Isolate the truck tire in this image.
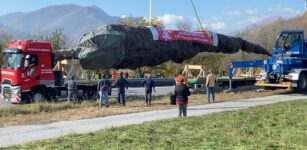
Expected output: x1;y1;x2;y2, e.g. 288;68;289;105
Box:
31;91;45;103
297;73;307;92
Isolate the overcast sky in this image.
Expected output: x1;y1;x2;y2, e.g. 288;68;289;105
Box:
0;0;306;33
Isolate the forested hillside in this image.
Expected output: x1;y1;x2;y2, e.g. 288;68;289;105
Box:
238;11;307;52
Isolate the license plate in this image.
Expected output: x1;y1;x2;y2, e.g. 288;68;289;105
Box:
4;92;11;98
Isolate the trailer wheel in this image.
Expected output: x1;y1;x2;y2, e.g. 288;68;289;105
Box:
31;91;45;103
297;74;307;92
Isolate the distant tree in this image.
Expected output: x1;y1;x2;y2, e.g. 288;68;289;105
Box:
117;16;164;28
45;28;67;51
117;16;147;27
31;28;69;51
176;20;192;31
0;33;13;66
31;28;49;41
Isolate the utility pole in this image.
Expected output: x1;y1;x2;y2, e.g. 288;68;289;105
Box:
149;0;152;26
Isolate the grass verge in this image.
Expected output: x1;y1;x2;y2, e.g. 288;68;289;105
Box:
0;89;289;127
7;99;307;150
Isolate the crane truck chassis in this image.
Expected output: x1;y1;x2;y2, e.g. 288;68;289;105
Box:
228;30;307;91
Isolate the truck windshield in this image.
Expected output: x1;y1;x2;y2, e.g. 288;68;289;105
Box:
276;33;302;50
3;53;23;69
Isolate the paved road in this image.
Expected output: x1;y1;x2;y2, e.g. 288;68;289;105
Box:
115;86;174;96
0;94;306;147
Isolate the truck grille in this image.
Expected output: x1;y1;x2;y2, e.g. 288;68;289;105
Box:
3;87;11;98
3;79;11;85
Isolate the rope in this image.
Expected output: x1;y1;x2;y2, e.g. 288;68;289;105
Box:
190;0;212;37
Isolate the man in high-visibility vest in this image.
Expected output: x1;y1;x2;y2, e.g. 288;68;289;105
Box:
94;70;101;80
111;70;117;80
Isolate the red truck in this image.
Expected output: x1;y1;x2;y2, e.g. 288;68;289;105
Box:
1;40;98;103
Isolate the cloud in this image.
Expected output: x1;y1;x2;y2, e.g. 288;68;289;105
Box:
120;15;127;18
268;4;301;15
157;14;185;24
246;8;258;15
202;22;226;31
226;10;241;16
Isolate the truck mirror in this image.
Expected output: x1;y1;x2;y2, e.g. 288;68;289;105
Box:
24;59;29;68
24;54;31;68
25;54;31;59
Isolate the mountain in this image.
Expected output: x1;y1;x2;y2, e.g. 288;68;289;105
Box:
248;16;282;28
0;23;30;38
0;4;116;41
229;16;282;35
235;11;307;53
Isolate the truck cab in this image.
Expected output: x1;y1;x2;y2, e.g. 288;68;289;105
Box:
1;40;54;103
275;30;305;55
257;30;307;89
229;30;307;91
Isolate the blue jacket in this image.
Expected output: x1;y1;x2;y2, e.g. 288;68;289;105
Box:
143;78;155;91
115;77;129;92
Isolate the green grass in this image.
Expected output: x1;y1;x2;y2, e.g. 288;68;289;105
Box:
0;102;84;117
6;99;307;150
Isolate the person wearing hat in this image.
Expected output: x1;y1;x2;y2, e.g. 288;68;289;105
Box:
65;76;78;104
174;77;191;117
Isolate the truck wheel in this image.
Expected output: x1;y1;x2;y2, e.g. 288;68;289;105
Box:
297;74;307;92
31;91;45;103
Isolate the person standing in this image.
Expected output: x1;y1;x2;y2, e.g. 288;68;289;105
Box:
111;70;117;80
97;74;111;108
124;72;129;79
175;71;189;86
174;78;191;117
115;72;129;106
66;76;78;104
206;69;217;103
94;70;101;80
143;75;155;106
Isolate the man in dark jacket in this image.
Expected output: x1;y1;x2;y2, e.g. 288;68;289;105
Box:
115;72;129;106
66;76;78;104
143;75;155;106
174;78;191;117
97;74;111;108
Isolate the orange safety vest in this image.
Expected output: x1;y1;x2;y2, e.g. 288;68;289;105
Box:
111;71;117;79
